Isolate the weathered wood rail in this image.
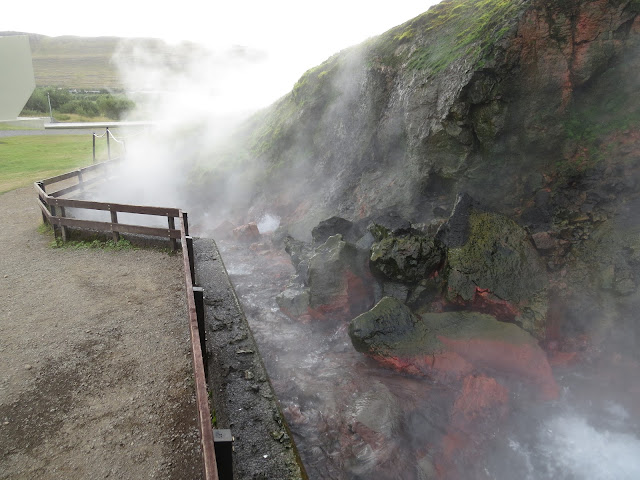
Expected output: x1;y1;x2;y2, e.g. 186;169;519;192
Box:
35;161;182;250
34;163;220;480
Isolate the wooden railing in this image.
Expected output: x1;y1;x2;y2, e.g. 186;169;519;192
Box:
35;161;181;250
34;164;220;480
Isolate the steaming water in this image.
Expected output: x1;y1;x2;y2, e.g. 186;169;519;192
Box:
539;414;640;479
256;214;280;233
486;405;640;480
217;242;640;479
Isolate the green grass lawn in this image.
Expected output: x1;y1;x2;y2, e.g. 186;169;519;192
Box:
0;134;113;193
0;123;39;131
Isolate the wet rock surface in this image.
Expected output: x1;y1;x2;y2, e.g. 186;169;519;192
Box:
369;231;445;284
280;233;376;322
193;238;306;480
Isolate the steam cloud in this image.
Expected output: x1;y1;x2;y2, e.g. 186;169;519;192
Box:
91;38;311;229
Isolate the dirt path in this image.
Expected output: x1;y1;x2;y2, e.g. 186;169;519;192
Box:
0;186;203;479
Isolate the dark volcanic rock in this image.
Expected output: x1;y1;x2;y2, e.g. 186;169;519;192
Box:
367;212;413;242
311;216;364;245
307;235;376;320
369;232;445;284
435;192;478;248
348;296;417;355
284;235;312;282
276;286;310;320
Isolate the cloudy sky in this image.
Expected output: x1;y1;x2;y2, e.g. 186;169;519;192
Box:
6;1;442;111
6;1;440;67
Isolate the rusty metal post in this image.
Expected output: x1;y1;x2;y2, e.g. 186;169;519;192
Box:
106;128;111;161
110;209;120;242
168;216;177;251
186;236;195;285
213;429;233;480
193;286;207;379
182;211;190;236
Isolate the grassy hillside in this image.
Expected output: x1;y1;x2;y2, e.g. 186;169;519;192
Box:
0;32;122;89
1;32;190;90
28;34;122;89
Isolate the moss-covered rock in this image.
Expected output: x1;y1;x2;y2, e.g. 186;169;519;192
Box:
370;233;445;284
306;234;375;319
439;197;549;338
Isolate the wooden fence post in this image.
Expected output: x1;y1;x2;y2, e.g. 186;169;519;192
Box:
36;182;48;225
110;209;120;242
50;204;59;238
59;206;68;242
168;216;177;251
213;429;234;480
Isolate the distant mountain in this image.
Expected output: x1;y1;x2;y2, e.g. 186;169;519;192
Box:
0;32;123;89
0;32;200;90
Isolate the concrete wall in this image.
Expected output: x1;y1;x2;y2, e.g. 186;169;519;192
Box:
0;35;36;121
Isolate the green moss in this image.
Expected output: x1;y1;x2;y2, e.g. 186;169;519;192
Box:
446;211;547;303
50;237;136;251
368;0;525;74
555;61;640;179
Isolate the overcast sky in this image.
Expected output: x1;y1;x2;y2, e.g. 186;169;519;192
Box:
6;1;440;66
6;1;442;109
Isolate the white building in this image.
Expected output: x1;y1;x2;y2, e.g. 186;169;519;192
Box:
0;35;36;121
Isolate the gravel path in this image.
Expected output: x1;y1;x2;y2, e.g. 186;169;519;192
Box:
0;186;203;479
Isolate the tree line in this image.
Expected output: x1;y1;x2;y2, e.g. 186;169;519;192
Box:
21;87;135;121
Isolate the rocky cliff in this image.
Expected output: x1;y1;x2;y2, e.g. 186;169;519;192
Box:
203;0;640;349
203;3;640;476
214;0;637;234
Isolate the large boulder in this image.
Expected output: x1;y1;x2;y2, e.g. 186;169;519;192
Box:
275;286;310;320
349;297;558;399
370;232;445;284
367;212;413;242
438;193;549;338
312;216;365;246
306;234;376;320
232;222;261;243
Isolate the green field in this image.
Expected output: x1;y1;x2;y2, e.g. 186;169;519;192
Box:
0;134;114;193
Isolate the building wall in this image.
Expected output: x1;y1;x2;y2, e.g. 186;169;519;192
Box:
0;35;36;121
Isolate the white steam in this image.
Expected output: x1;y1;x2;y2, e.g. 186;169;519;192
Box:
539;414;640;480
257;214;280;233
501;410;640;480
